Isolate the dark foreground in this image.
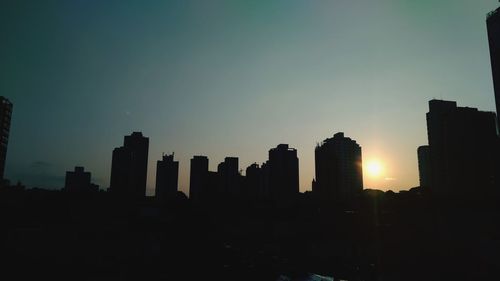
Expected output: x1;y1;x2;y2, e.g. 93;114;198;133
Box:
1;187;500;281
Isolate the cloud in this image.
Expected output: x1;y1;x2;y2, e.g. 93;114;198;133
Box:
12;172;64;189
29;161;52;169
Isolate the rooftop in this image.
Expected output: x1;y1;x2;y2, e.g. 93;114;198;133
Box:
317;132;358;147
487;7;500;19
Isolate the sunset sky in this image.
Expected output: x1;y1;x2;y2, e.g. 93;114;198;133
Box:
1;0;498;195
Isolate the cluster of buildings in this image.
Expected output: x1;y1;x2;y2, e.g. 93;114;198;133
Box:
416;8;500;196
102;133;362;205
2;7;500;203
56;6;500;202
188;143;301;204
0;98;364;203
417;100;499;195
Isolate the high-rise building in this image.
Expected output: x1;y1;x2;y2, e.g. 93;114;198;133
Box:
0;97;13;181
314;132;363;202
189;155;209;201
110;147;129;193
245;163;263;200
426;100;498;194
217;157;240;196
64;166;98;192
417;145;431;188
487;7;500;127
261;161;270;199
109;132;149;198
155;153;179;201
268;144;299;201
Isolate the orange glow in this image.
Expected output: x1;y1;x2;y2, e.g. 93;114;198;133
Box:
366;160;383;178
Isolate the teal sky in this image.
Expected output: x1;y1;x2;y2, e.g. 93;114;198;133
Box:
1;0;498;195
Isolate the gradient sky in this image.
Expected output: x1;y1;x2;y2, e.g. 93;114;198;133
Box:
1;0;498;195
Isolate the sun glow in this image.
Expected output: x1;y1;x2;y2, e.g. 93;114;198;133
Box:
366;160;383;178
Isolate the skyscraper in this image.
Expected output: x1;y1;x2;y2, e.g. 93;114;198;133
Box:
155;153;179;201
109;132;149;198
0;97;13;181
245;163;264;200
487;7;500;127
426;100;498;195
314;132;363;202
417;145;430;188
217;157;240;196
189;155;209;201
268;144;299;201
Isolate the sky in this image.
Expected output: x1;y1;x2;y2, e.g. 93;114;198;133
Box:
1;0;498;195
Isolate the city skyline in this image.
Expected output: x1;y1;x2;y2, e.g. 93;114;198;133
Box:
2;1;499;195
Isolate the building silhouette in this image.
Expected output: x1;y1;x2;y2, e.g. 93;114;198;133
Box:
207;171;220;199
109;132;149;198
268;144;299;201
189;155;209;201
260;161;270;199
487;7;500;127
314;132;363;202
245;163;264;200
217;157;240;196
155;153;179;201
417;145;431;188
64;166;98;192
426;100;498;195
0;96;13;181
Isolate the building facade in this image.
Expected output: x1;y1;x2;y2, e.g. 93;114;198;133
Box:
417;145;431;188
314;132;363;202
268;144;299;201
487;7;500;127
109;132;149;197
155;153;179;201
245;163;264;200
64;166;98;192
189;155;209;201
0;96;13;181
426;100;498;195
217;157;240;196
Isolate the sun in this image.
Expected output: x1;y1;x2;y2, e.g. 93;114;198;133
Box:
366;160;383;178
